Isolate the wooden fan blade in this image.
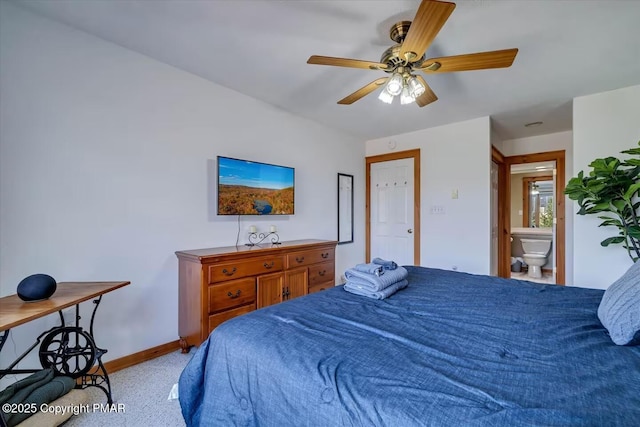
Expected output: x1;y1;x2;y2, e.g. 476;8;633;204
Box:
414;76;438;107
338;78;388;105
419;48;519;73
307;55;387;70
400;0;456;62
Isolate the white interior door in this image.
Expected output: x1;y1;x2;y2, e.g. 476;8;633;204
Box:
370;158;414;265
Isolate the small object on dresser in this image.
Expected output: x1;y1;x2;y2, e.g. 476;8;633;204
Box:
16;274;57;302
246;230;281;246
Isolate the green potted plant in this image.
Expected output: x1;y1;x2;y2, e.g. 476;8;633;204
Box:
565;141;640;262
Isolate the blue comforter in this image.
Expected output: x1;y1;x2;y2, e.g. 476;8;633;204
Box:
179;266;640;426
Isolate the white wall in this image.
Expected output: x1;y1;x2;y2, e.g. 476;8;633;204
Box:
366;117;492;275
490;122;505;154
573;84;640;289
500;131;574;284
0;1;365;371
500;131;573;158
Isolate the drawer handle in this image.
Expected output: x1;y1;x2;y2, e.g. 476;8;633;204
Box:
321;252;329;259
227;290;241;299
263;261;274;269
222;267;237;276
319;270;326;276
282;286;290;299
295;256;305;263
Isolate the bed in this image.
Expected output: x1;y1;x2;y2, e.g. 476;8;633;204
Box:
179;266;640;426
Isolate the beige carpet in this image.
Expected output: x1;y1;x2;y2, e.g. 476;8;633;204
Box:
64;350;190;426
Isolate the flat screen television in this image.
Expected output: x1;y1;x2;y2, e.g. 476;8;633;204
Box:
217;156;295;215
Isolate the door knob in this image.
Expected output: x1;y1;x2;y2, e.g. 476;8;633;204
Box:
407;229;413;234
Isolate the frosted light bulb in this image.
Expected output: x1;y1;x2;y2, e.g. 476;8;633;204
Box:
378;88;394;104
385;73;403;96
408;76;425;98
400;86;414;105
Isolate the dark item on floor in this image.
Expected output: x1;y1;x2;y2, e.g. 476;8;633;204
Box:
511;260;522;272
15;389;89;427
0;369;75;426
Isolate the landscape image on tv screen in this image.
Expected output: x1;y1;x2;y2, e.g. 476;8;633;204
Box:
217;156;295;215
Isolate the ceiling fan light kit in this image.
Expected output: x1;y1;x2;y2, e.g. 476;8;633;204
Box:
307;0;518;107
379;72;426;105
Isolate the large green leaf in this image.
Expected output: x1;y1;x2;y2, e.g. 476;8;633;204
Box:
585;202;611;214
624;182;640;200
612;200;626;212
598;218;623;227
620;142;640;156
627;226;640;239
601;236;626;247
586;181;607;193
589;158;616;174
608;159;620;172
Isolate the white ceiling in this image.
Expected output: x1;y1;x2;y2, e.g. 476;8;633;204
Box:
13;0;640;141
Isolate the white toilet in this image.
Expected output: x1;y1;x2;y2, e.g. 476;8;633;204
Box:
521;238;552;279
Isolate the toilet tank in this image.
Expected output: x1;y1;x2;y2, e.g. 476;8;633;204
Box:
521;238;551;255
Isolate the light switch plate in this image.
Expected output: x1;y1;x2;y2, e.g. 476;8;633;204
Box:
430;205;446;215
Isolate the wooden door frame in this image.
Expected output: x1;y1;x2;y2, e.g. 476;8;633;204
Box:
492;147;509;277
365;149;421;264
500;150;566;285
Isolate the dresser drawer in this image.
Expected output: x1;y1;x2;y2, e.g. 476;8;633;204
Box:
208;278;256;313
208;304;255;333
286;247;334;268
308;261;334;286
208;256;283;283
309;281;333;294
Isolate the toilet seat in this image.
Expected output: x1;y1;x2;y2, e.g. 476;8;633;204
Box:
523;254;546;260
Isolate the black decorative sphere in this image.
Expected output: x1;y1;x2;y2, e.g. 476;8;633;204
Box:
17;274;57;302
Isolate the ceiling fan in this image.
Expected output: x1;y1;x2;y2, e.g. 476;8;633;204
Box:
307;0;518;107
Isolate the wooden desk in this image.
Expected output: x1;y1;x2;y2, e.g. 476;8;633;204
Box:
0;282;129;331
0;281;129;404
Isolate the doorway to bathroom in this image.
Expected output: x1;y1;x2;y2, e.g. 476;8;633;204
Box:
495;150;566;285
510;162;556;284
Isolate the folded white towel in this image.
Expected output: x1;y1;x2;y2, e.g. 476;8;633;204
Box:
353;262;384;276
344;279;408;299
344;266;408;292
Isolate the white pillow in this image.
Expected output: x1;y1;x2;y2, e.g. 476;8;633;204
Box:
597;260;640;345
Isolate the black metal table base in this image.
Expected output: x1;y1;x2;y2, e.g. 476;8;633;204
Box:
0;295;113;404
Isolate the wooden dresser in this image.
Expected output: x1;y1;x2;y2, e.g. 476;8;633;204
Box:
176;239;337;352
